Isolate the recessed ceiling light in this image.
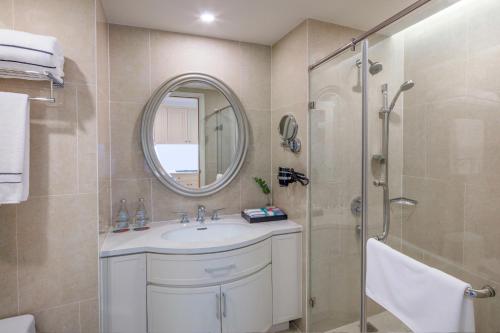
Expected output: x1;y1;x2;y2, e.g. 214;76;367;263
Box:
200;12;215;23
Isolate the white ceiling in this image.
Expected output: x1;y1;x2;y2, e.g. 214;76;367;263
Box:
101;0;417;45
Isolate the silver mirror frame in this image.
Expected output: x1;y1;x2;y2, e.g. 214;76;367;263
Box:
141;73;249;197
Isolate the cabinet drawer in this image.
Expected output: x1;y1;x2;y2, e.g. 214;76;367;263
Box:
147;239;271;286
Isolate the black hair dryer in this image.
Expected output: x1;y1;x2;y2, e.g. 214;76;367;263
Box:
278;167;310;187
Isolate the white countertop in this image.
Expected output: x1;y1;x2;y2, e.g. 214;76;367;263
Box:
100;214;302;257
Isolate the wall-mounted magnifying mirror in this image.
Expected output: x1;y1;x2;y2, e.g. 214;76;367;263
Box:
278;114;301;153
141;73;249;197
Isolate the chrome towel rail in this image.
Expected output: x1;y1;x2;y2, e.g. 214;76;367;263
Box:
0;68;63;103
465;285;496;298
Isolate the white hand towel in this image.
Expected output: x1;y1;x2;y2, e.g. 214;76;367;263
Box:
0;29;64;82
0;92;29;203
366;238;475;333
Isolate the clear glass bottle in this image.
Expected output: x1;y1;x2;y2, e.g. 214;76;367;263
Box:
133;198;149;231
113;199;130;232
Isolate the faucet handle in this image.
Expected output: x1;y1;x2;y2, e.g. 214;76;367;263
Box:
173;212;190;223
211;208;225;220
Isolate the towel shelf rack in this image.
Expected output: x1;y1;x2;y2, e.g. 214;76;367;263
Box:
465;285;496;298
0;68;63;103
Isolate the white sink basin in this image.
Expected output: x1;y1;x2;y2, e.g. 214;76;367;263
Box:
161;223;253;243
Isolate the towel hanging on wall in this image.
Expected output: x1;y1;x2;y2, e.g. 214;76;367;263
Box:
0;92;30;203
366;238;475;333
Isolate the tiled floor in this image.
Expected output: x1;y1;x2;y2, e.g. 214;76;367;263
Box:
328;311;411;333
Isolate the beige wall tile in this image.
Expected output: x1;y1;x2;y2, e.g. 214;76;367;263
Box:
109;102;152;179
149;30;241;94
97;99;110;181
402;104;426;177
425;97;500;184
79;298;99;333
151;178;241;222
96;2;110;101
29;84;78;196
77;85;98;194
240;145;271;209
13;0;96;84
464;181;500;284
99;180;111;233
0;0;13;28
402;176;465;264
109;25;150;103
240;43;271;110
17;194;98;313
0;205;18;319
34;303;80;333
271;21;308;109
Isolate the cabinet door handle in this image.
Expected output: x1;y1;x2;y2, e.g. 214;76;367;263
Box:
222;292;227;317
216;294;220;320
204;264;236;274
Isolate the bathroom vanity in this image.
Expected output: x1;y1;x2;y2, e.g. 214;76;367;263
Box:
100;216;302;333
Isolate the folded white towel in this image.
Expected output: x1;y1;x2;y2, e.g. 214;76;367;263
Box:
0;29;64;82
0;92;30;203
366;238;475;333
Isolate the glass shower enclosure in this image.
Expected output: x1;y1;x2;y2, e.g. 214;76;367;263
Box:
308;0;500;332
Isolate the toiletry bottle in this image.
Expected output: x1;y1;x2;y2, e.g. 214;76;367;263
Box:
133;198;150;231
113;199;130;232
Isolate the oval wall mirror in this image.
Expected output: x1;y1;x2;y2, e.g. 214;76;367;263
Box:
141;73;249;197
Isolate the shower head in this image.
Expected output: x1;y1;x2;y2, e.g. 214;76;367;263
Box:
355;59;383;75
400;80;415;91
368;60;383;75
389;80;415;111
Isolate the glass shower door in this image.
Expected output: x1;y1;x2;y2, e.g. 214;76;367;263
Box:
308;45;365;332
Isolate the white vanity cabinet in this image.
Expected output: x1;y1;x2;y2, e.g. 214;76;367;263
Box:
100;232;302;333
148;284;221;333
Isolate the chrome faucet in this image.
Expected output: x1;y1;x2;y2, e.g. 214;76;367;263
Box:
196;205;206;223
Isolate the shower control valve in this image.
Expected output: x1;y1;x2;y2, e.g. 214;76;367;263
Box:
373;179;385;187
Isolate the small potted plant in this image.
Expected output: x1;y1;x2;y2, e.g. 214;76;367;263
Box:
253;177;271;206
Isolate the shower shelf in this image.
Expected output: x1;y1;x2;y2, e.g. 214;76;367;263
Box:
0;68;63;103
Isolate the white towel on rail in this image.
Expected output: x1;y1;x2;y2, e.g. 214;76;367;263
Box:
0;29;64;82
366;238;475;333
0;92;30;203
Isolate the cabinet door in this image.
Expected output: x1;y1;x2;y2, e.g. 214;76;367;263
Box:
101;254;147;333
221;265;272;333
166;107;188;144
272;233;302;324
148;285;221;333
186;107;199;144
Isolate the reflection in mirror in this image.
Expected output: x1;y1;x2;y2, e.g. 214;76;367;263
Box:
152;82;238;189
